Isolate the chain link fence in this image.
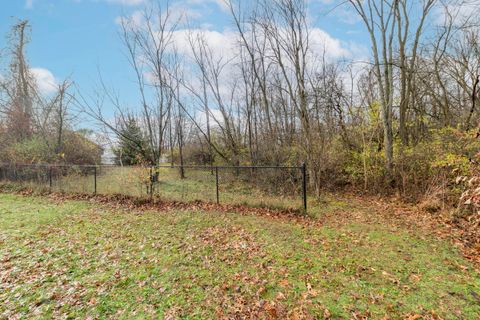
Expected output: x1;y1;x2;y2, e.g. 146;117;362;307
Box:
0;163;307;212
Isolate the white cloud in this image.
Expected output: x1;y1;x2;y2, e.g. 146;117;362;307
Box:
105;0;145;5
169;26;355;64
195;108;225;129
31;68;58;95
25;0;146;12
434;0;480;25
116;6;363;110
25;0;35;9
308;0;361;25
115;2;205;29
74;0;145;5
187;0;230;12
169;2;204;23
115;10;145;28
170;28;238;62
309;28;352;60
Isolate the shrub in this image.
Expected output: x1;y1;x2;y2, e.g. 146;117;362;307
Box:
4;136;52;164
0;131;103;165
62;131;103;165
396;128;479;202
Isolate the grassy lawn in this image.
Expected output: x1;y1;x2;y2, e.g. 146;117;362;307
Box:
1;193;480;319
5;165;304;211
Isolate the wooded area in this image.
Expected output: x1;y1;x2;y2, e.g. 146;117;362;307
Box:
1;0;479;212
1;1;480;318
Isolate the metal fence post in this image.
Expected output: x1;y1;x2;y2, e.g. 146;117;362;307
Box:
94;166;97;195
215;166;219;204
302;162;307;213
149;166;153;200
49;166;53;191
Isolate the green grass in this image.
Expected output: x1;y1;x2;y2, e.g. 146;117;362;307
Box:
1;193;479;319
15;166;304;210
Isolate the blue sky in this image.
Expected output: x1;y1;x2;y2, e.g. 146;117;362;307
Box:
1;0;146;101
0;0;372;125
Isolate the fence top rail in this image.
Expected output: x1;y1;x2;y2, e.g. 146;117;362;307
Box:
0;163;304;170
155;165;303;170
0;163;98;168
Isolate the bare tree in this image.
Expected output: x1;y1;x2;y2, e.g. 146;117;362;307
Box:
396;0;436;144
349;0;398;181
1;20;35;142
